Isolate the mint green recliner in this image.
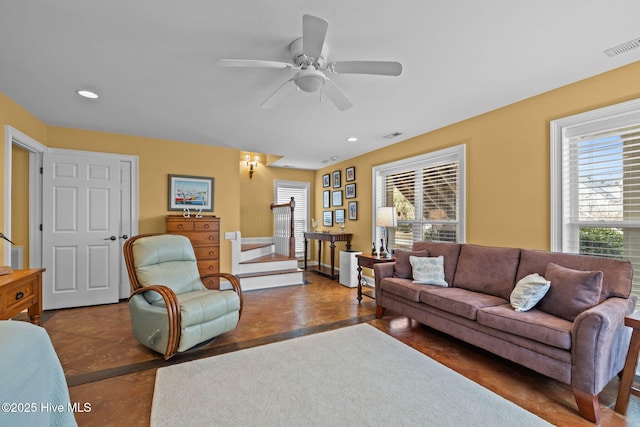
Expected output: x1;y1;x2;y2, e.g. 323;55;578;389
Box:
123;234;243;359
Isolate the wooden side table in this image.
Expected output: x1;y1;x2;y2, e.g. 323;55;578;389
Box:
615;311;640;415
356;254;395;303
0;269;45;325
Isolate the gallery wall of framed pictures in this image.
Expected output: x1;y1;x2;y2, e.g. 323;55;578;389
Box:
322;165;358;228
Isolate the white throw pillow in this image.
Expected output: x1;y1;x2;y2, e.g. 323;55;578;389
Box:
510;273;551;312
410;255;448;287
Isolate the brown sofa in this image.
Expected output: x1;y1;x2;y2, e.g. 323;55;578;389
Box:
374;242;636;423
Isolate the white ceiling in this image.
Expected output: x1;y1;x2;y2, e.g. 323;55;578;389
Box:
1;1;639;170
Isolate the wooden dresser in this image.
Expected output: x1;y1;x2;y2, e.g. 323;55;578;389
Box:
166;215;220;288
0;268;45;325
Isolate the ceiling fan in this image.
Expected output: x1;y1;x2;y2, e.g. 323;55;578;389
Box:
217;14;402;111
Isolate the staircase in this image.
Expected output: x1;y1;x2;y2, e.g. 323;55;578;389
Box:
228;232;305;291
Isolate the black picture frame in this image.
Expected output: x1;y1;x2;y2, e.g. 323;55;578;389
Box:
332;170;341;188
345;183;356;199
168;174;214;211
322;174;330;188
323;190;330;208
323;210;333;227
346;166;355;182
348;201;358;220
332;190;343;207
335;209;345;223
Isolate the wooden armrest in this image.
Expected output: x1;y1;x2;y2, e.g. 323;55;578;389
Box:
129;285;181;359
201;272;243;317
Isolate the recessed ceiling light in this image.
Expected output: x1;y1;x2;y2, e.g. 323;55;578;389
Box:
76;90;99;99
346;137;358;143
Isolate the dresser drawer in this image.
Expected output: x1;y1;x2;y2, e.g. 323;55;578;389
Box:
194;221;219;232
193;246;219;260
1;278;36;313
166;221;195;232
197;260;219;276
201;276;220;289
188;232;219;245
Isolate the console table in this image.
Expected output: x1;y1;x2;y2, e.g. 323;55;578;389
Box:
304;232;353;280
0;268;45;325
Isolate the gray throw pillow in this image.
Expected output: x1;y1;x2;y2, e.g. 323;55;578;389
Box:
510;273;550;312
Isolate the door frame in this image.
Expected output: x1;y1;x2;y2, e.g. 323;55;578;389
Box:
4;126;46;267
4;126;139;299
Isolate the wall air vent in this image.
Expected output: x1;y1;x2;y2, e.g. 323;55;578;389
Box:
604;38;640;57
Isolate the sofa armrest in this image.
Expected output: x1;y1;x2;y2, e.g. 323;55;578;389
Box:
373;262;396;300
571;296;636;395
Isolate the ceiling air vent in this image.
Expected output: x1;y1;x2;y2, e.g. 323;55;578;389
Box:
384;131;403;139
604;38;640;57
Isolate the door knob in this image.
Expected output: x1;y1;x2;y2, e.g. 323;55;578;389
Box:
104;236;117;241
120;235;129;240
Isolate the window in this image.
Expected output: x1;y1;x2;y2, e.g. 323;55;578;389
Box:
551;98;640;301
373;145;466;250
275;180;310;258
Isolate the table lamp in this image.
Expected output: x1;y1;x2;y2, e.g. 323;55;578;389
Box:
376;207;397;258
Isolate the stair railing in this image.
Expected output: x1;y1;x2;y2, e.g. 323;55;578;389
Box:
270;197;295;258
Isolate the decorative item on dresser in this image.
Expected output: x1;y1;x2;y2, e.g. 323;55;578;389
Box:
166;215;220;288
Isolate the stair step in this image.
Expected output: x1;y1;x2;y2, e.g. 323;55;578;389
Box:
240;253;294;264
236;268;303;279
241;243;273;252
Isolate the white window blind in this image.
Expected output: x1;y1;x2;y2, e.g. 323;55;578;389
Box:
552;98;640;303
275;180;309;257
373;145;466;250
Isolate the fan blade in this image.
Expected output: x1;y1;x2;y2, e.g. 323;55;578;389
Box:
323;79;352;111
261;78;296;109
303;14;328;59
217;59;294;69
328;61;402;76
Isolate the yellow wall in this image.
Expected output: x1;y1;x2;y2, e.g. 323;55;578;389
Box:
2;60;640;272
315;60;640;255
11;145;29;267
46;127;241;272
239;160;315;237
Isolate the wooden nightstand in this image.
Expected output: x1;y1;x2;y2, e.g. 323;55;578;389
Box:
356;254;395;303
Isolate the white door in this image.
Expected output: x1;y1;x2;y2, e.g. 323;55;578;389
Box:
42;151;120;309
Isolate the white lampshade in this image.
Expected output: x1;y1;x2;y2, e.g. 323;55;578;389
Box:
376;207;397;227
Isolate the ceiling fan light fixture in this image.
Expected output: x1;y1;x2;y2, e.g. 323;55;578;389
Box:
294;70;325;93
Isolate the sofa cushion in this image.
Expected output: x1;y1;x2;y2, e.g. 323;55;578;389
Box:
516;248;632;301
537;263;603;322
477;304;572;350
452;244;521;300
419;287;507;320
412;242;461;286
510;273;550;312
410;255;448;287
380;277;425;302
393;250;429;279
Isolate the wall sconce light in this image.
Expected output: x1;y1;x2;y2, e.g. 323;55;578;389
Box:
245;154;260;178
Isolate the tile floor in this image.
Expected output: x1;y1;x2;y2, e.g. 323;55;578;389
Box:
16;271;640;426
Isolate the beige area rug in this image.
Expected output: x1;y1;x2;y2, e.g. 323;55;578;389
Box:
151;324;553;426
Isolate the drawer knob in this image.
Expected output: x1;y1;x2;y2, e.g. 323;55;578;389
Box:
204;224;210;229
177;224;183;229
209;251;214;256
208;265;214;270
209;236;214;240
15;291;24;300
